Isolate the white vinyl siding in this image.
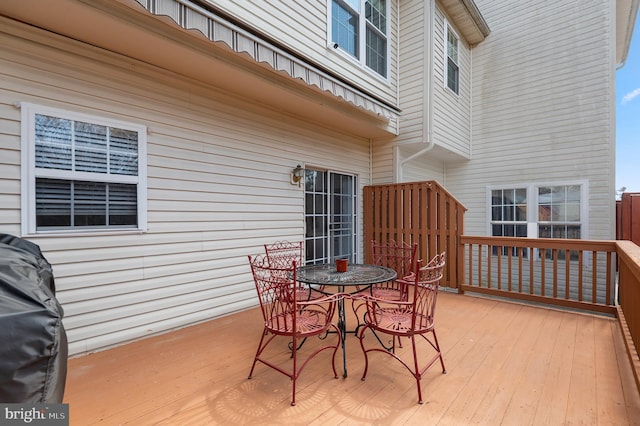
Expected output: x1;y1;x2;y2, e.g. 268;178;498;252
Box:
1;20;371;356
203;0;398;104
431;7;472;159
446;0;615;239
395;0;430;147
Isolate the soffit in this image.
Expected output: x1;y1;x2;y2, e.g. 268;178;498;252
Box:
438;0;490;45
616;0;640;66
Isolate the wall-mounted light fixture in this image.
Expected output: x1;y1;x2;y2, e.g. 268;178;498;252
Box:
291;164;304;187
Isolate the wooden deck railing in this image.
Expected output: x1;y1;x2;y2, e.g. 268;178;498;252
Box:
459;235;640;391
459;236;618;315
616;240;640;389
363;181;466;289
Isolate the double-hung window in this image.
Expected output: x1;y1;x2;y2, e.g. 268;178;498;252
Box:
490;188;528;255
445;22;460;94
489;183;585;259
21;103;147;234
330;0;388;78
537;185;581;240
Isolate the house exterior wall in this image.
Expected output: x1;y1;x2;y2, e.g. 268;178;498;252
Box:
204;0;399;107
0;20;371;356
445;0;616;239
431;3;473;159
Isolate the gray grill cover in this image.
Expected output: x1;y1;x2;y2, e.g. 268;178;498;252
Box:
0;234;67;403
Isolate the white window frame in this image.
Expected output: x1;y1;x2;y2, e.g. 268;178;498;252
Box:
486;181;589;257
444;20;460;95
327;0;390;80
20;103;148;235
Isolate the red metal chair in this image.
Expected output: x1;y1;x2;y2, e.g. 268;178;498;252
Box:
247;254;341;406
264;240;324;300
358;252;447;404
368;239;417;300
352;240;417;333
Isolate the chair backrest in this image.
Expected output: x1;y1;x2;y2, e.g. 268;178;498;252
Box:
264;241;304;269
370;239;417;278
410;252;446;331
248;254;297;332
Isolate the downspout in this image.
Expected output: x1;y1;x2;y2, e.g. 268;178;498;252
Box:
397;0;435;182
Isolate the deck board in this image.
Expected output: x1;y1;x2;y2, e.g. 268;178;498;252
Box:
63;292;640;425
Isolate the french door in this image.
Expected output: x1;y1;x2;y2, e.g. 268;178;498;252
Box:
304;169;357;264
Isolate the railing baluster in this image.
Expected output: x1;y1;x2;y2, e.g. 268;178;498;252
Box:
578;250;583;302
565;250;570;300
497;246;502;290
518;246;523;293
553;249;558;299
541;248;546;297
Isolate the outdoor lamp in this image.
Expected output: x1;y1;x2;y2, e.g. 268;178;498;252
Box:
291;164;304;187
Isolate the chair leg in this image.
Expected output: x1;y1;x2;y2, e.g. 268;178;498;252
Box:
248;328;270;379
410;335;425;404
291;335;297;406
359;324;371;381
432;329;446;373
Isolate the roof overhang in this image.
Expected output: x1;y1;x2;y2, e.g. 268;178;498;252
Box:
617;0;640;67
0;0;399;138
439;0;491;45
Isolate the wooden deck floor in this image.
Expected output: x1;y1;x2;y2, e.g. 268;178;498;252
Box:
64;292;640;425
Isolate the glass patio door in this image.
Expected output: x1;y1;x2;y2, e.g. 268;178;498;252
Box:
304;169;357;264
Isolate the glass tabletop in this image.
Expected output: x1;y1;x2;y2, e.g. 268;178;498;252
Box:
296;263;397;287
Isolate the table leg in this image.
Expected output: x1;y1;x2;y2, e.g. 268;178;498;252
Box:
337;296;348;378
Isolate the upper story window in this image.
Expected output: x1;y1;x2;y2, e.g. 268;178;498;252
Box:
446;23;459;94
21;103;147;234
330;0;388;78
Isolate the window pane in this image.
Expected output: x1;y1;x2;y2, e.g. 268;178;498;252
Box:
539;225;551;238
566;185;581;202
108;183;137;226
492;206;502;221
515;224;527;237
110;128;139;175
567;225;581;239
515;188;527;203
332;0;359;58
447;29;458;63
74;181;107;226
366;25;387;77
491;190;502;205
566;203;580;221
36;178;71;227
75;121;108;173
447;59;459;94
35;114;72;170
365;0;386;33
504;204;514;221
551;205;563;221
